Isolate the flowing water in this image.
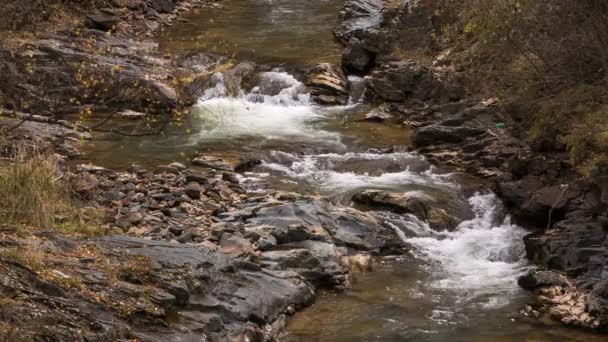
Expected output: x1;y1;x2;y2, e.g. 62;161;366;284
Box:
80;1;604;340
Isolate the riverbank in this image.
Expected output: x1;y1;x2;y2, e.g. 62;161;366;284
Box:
0;0;606;340
330;0;608;333
0;2;415;340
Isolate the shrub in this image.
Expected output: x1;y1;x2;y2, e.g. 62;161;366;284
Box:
432;0;608;174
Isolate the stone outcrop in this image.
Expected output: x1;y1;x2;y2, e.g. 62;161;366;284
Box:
367;60;464;104
305;63;349;105
334;0;608;333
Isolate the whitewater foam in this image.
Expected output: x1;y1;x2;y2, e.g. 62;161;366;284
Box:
404;193;531;308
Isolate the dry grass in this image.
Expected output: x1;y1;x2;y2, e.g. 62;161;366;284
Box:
0;146;105;234
0;247;47;272
0;148;74;229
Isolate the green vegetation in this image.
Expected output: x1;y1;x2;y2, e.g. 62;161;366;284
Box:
433;0;608;175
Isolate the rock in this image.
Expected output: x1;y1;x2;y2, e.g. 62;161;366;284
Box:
185;173;209;184
234;159;262;173
168;221;184;236
184;182;203;199
222;172;240;184
155;165;180;175
78;164;115;176
342;254;373;273
150;81;178;107
357;106;392;122
427;207;458;231
147;0;177;13
176;231;194;244
116;110;146;120
305;63;349;105
368;60;464;104
498;177;576;226
86;10;119;32
342;40;375;74
219;233;255;258
524;218;606;273
412;124;485;147
352;190;429;220
518;270;573;290
335;0;385;51
168;162;187;171
192;156;233;171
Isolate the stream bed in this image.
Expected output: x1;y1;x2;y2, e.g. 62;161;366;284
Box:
80;1;604;340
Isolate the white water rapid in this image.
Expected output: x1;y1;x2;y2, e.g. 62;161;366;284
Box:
191;67;534;338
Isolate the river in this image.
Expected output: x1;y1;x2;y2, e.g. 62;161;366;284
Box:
80;0;603;340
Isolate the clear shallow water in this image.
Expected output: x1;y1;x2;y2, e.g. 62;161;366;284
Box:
79;1;605;340
160;0;344;66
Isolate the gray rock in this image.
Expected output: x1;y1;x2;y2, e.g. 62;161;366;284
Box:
368;60;464;103
219;233;255;258
412;124;485;147
147;0;177;14
185;182;203;199
342;40;375;74
518;270;572;290
86;10;119;32
352;190;429;220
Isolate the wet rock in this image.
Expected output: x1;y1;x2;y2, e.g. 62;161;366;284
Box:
342;254;373;273
222;172;240;184
234;159;262;173
352;190;429;220
305;63;349;105
357;106;392;122
192;156;233;171
518;270;573;290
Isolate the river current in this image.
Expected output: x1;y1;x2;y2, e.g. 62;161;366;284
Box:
80;1;604;340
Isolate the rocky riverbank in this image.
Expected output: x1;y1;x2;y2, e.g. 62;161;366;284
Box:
1;0;607;339
0;2;414;340
329;0;608;332
1;157;409;340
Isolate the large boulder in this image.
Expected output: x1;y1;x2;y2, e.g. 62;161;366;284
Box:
305;63;349;105
367;60;464;104
335;0;384;44
498;177;577;227
352;190;429;220
524;218;607;273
